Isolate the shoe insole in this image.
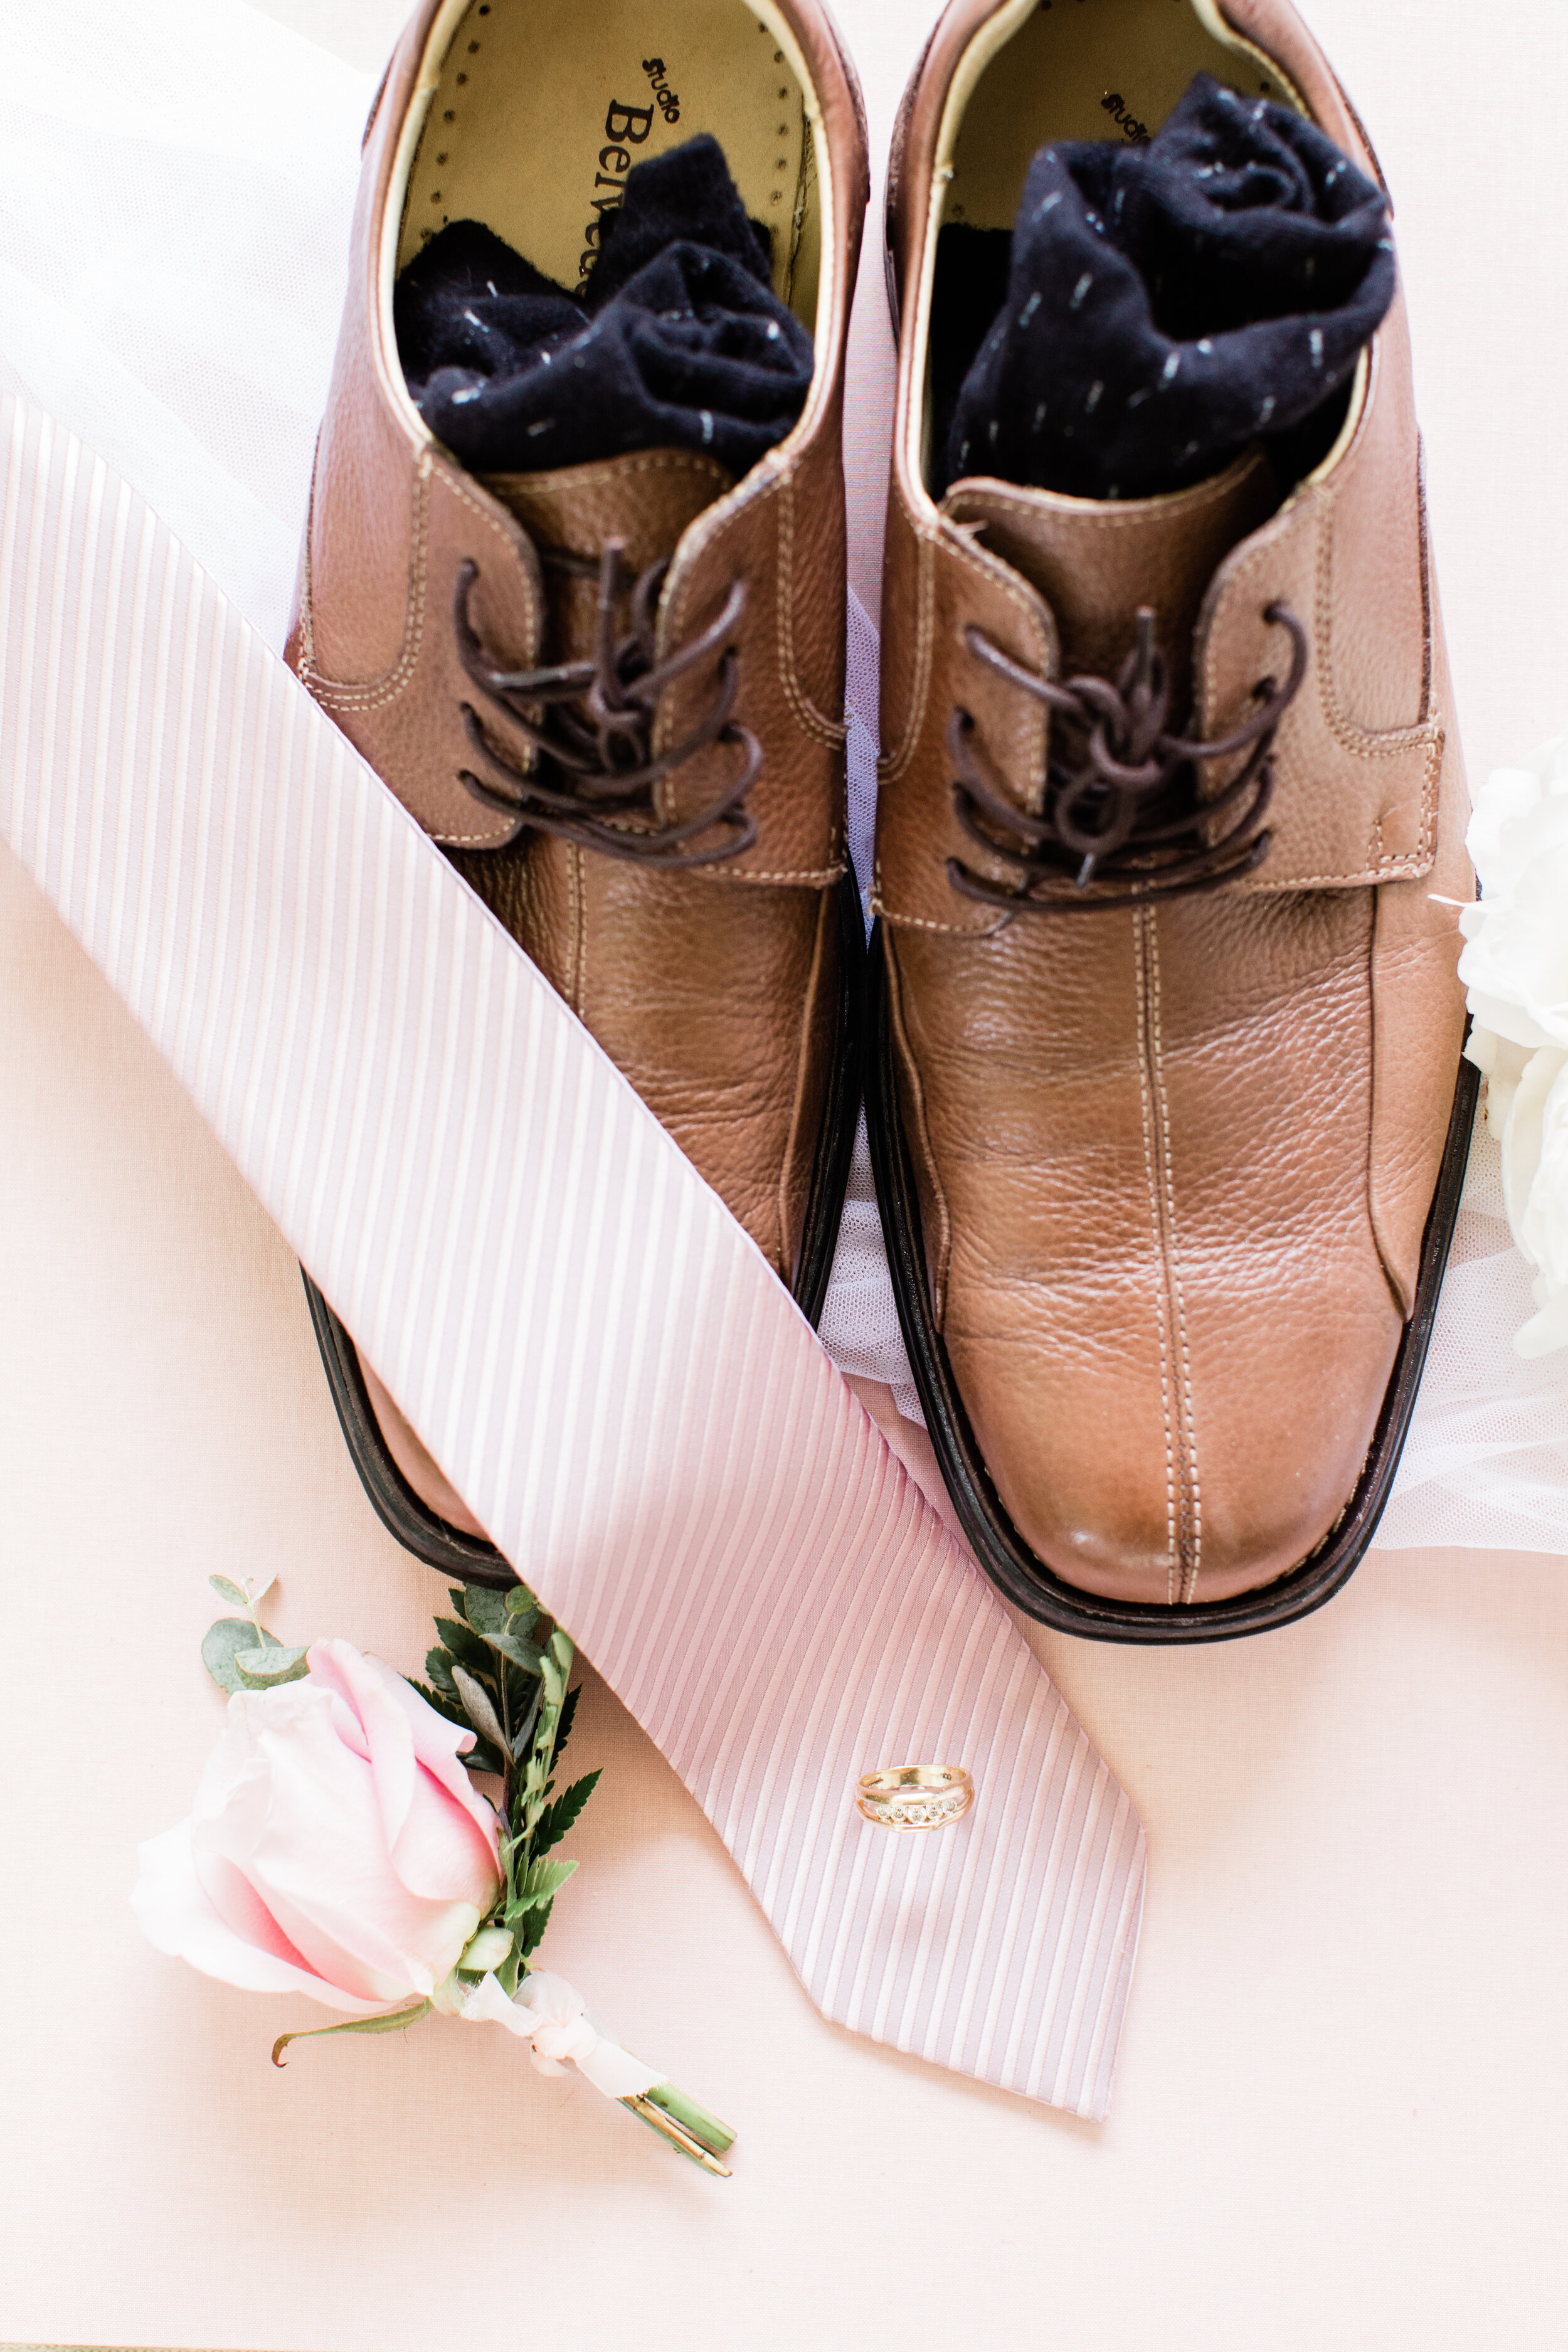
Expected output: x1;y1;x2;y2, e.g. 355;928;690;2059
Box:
946;0;1296;237
398;0;818;329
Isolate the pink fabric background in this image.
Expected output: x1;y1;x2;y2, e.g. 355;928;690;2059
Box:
1;0;1567;2345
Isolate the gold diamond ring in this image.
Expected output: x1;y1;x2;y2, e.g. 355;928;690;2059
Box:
856;1764;974;1833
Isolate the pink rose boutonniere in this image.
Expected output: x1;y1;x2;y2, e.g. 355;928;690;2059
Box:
134;1639;503;2015
132;1575;733;2173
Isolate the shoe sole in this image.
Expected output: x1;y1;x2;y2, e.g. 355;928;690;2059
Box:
866;921;1479;1645
304;866;866;1585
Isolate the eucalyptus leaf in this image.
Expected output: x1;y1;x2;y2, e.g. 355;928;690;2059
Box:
235;1642;310;1689
209;1569;277;1609
202;1617;292;1696
272;1999;432;2065
449;1590;544;1673
458;1587;510;1636
481;1629;543;1675
452;1665;507;1753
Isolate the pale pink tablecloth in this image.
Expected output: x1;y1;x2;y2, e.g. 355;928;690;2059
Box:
1;0;1566;2344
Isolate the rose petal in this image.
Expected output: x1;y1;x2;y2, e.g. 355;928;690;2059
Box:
235;1700;479;1998
305;1640;502;1897
131;1821;393;2015
145;1644;506;2016
195;1683;485;2002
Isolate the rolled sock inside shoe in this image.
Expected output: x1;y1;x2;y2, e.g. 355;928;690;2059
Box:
395;132;815;478
937;72;1396;502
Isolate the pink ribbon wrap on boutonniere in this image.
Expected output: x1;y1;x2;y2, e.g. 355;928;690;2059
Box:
462;1969;661;2096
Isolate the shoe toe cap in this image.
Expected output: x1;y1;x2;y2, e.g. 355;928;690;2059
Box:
946;1264;1404;1614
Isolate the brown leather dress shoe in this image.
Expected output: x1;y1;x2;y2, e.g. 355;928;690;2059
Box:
871;0;1475;1641
288;0;867;1569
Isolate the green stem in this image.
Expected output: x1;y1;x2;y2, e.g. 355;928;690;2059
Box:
620;2086;735;2175
638;2080;736;2158
272;2000;432;2067
499;1670;517;1895
518;1628;574;1857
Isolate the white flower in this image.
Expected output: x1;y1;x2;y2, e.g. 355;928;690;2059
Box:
1458;739;1568;1051
1459;741;1568;1355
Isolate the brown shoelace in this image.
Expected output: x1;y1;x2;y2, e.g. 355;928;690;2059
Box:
946;600;1308;912
455;539;761;868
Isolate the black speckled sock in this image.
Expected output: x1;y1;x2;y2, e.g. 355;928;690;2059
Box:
396;133;814;479
938;72;1395;502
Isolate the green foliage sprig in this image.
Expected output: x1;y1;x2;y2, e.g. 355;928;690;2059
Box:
411;1583;601;1993
203;1572;310;1692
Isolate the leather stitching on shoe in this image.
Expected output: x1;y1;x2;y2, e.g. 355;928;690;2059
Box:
886;941;953;1321
295;457;430;711
872;523;1046;939
1133;906;1181;1606
965;467;1267;543
649;469;854;882
305;458;547;719
775;472;852;749
776;886;832;1268
879;519;1049;799
874;524;935;789
709;862;847;885
506;452;735;501
1207;506;1443;891
1145;911;1203;1603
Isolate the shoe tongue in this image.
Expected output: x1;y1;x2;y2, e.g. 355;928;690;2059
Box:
485;450;733;660
941;446;1277;705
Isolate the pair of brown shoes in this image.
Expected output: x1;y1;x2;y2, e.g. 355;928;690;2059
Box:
293;0;1473;1641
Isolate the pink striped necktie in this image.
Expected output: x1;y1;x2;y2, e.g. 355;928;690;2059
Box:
0;398;1145;2120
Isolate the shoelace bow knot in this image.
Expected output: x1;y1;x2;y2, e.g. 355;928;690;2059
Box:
455;538;761;867
947;600;1308;912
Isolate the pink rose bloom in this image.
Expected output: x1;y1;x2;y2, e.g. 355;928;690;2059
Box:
133;1639;502;2014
